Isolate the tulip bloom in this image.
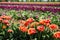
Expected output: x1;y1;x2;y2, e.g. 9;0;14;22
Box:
53;32;60;38
49;24;58;30
24;18;34;26
39;19;51;26
37;25;45;32
24;21;30;26
44;19;51;23
28;28;36;35
19;26;28;32
26;18;34;23
2;20;9;24
39;19;45;25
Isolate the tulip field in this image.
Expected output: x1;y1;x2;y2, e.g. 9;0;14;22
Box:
0;8;60;40
0;2;60;40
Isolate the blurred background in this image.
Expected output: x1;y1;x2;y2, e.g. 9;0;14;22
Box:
0;0;60;2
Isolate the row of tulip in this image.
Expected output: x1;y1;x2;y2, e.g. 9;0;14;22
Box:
0;4;60;13
19;18;60;40
0;15;60;40
0;9;60;40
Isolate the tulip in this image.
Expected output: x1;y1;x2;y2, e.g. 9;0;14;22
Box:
28;28;36;35
1;15;11;20
2;20;9;24
24;18;34;26
19;26;28;32
49;24;58;30
39;19;51;26
39;19;45;25
53;31;60;39
37;25;45;32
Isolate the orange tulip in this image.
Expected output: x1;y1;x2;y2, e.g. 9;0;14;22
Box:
44;19;51;26
24;18;34;26
26;18;34;23
19;26;28;32
1;15;11;20
49;24;58;30
53;31;60;38
24;21;30;26
37;25;45;32
39;19;51;26
1;15;5;18
28;28;36;35
5;16;11;20
39;19;45;25
44;19;51;23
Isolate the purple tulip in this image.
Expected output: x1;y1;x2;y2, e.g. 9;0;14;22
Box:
0;4;60;13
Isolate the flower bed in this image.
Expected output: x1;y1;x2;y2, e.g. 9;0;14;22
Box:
0;9;60;40
0;2;60;13
0;4;60;13
0;2;60;40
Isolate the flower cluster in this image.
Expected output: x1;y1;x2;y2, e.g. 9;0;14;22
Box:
19;18;60;40
0;9;60;40
0;15;11;29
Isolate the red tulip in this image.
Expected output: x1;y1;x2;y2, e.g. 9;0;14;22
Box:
24;21;30;26
24;18;34;26
2;20;9;24
26;18;34;23
39;19;51;26
28;28;36;35
37;25;45;32
53;31;60;38
49;24;58;30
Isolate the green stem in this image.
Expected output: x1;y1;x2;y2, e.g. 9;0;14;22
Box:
30;36;32;40
38;33;40;40
25;32;26;40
